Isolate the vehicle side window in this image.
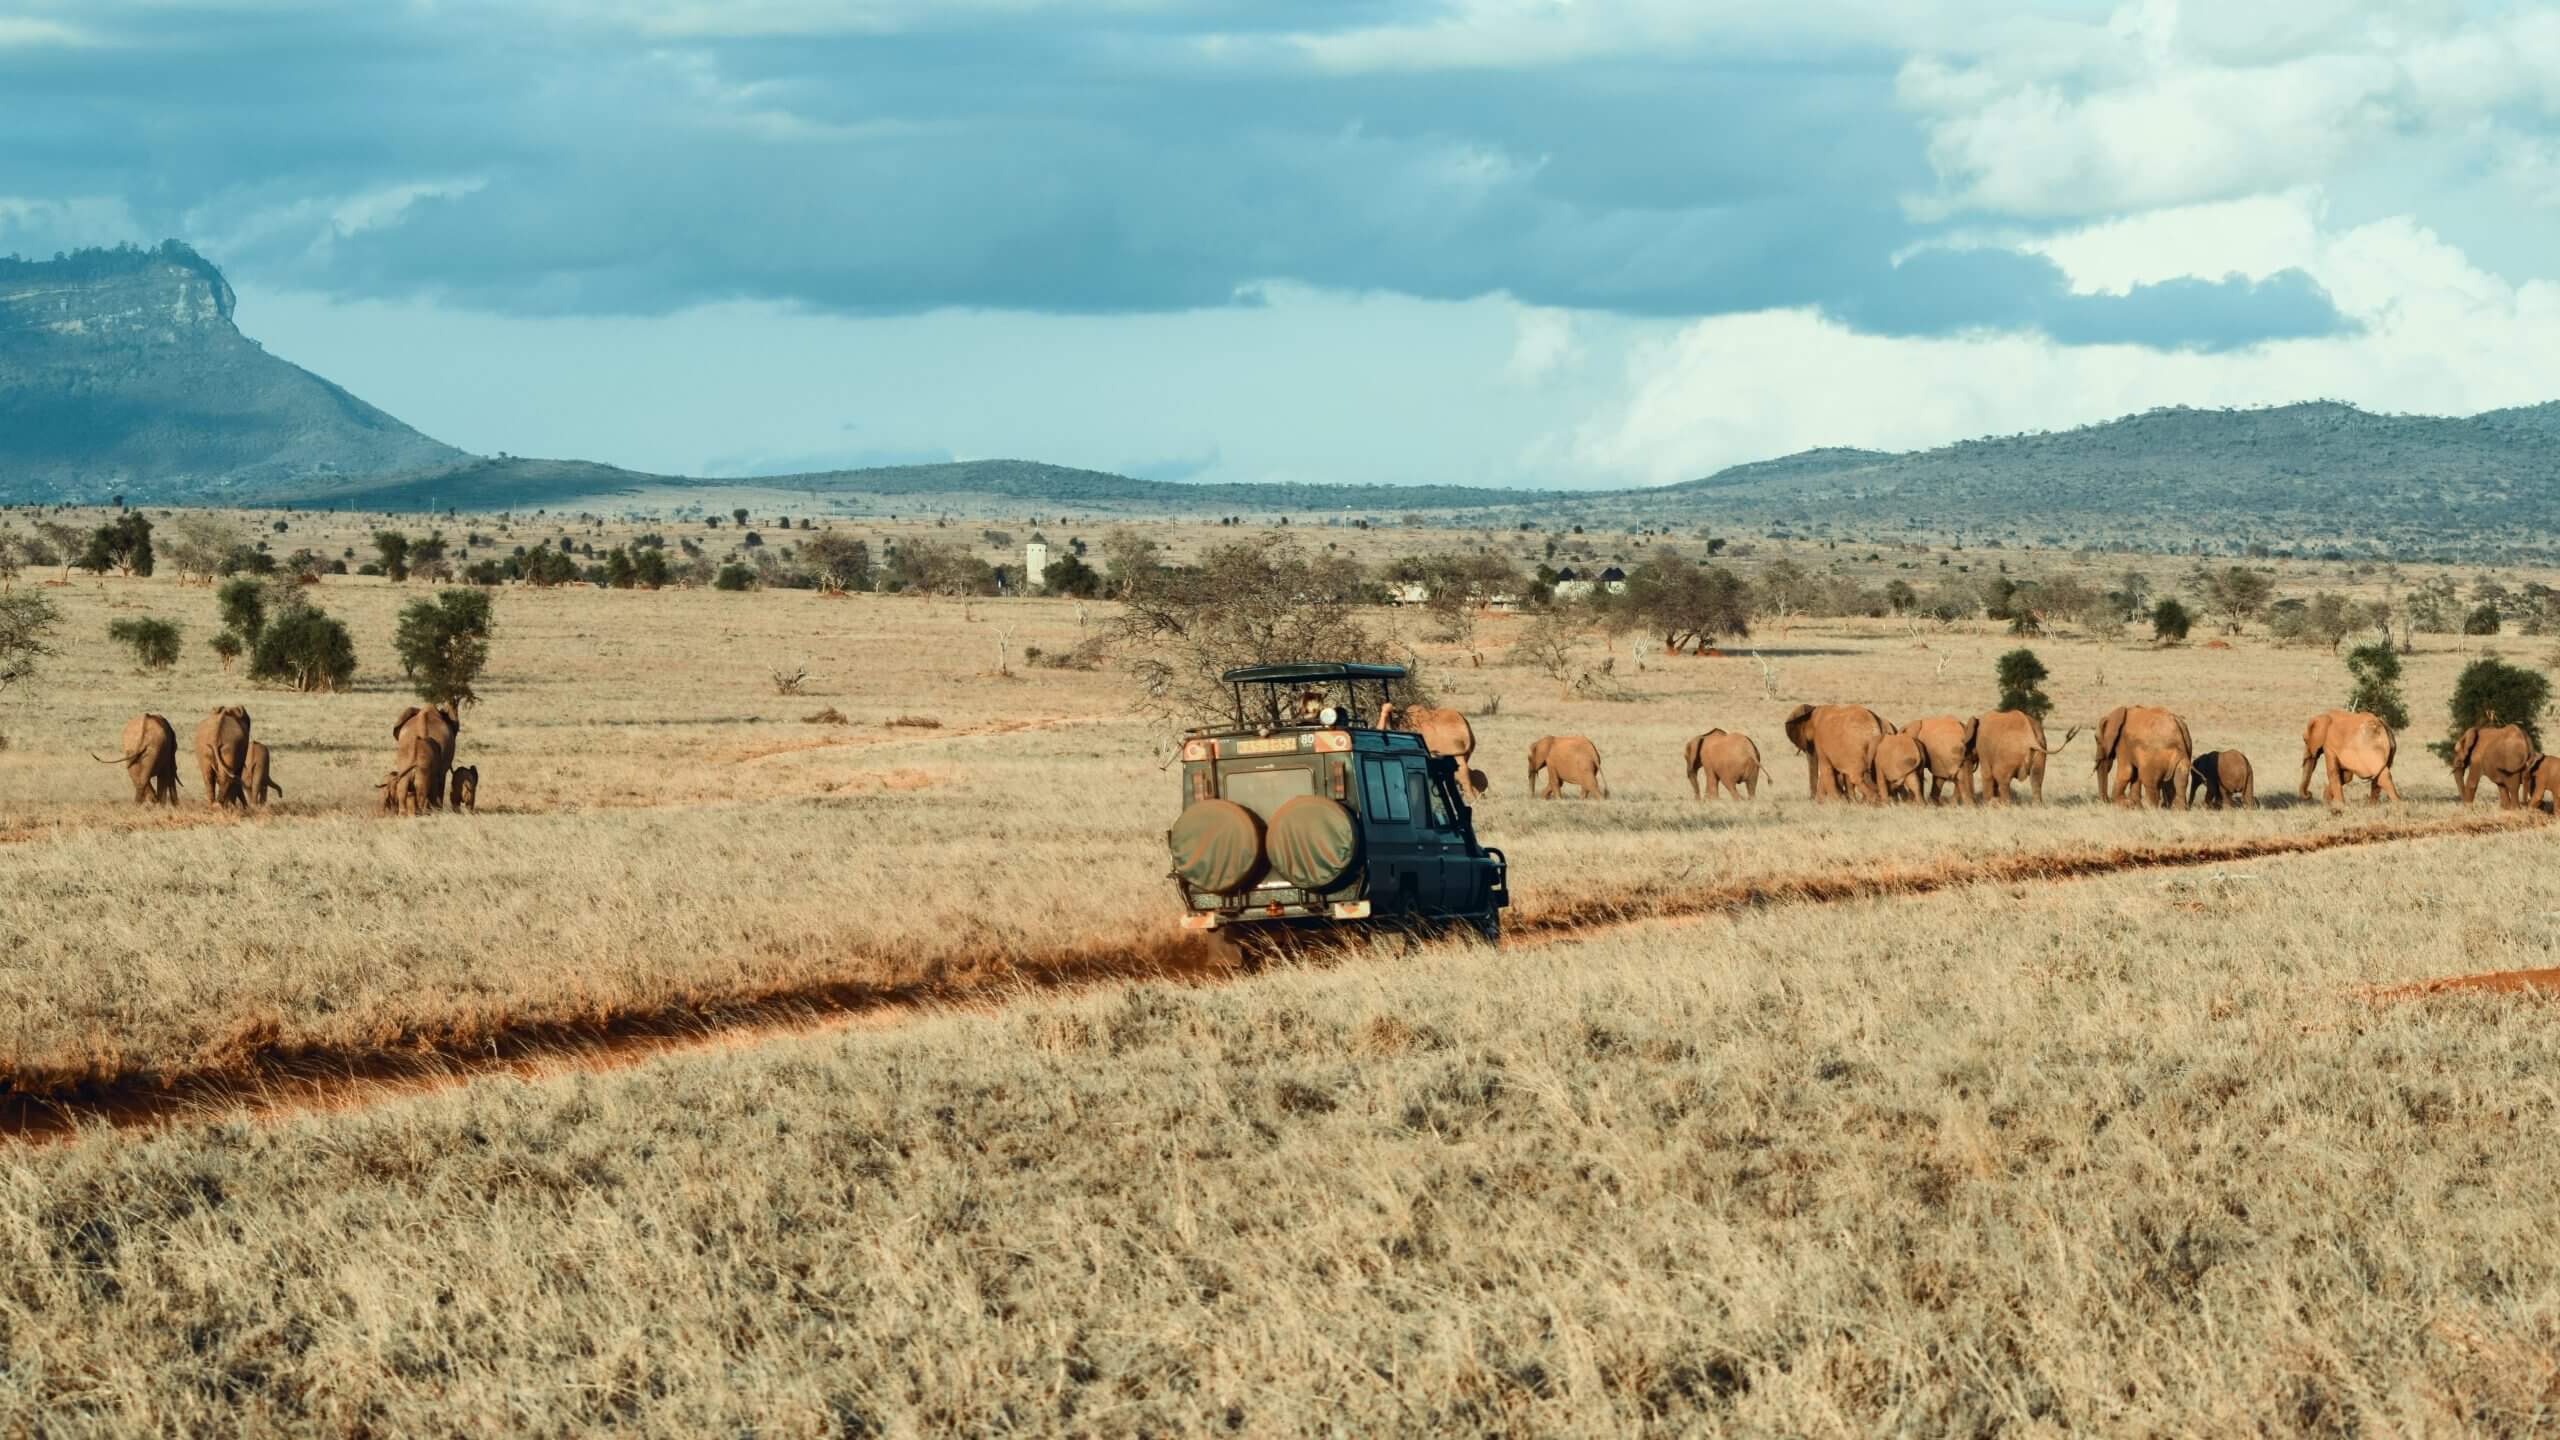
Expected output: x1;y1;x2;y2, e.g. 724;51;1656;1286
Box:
1363;758;1412;822
1410;767;1447;830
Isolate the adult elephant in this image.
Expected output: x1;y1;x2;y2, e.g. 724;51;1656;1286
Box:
1783;704;1890;802
1683;730;1765;800
393;703;462;810
2522;755;2560;813
1899;715;1978;805
1379;703;1484;796
193;706;252;811
92;713;180;805
1527;735;1606;799
2300;709;2401;807
2094;705;2193;809
2450;723;2533;807
1969;710;2051;805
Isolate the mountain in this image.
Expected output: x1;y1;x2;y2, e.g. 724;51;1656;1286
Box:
0;242;465;500
1629;402;2560;550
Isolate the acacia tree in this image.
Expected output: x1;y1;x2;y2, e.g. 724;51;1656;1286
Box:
802;533;873;593
2343;642;2409;732
1109;535;1410;726
1995;648;2052;719
0;592;61;693
80;513;154;576
1622;551;1753;653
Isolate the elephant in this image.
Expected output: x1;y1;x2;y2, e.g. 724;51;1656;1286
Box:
1783;704;1891;801
379;733;436;816
93;713;181;804
1969;710;2051;805
240;741;284;808
1899;715;1979;805
193;705;253;811
1379;703;1484;796
2521;755;2560;813
2186;749;2255;809
1527;735;1607;799
2297;709;2402;807
1872;732;1932;802
2450;723;2534;807
450;765;479;813
2093;705;2193;808
1683;730;1765;799
392;703;462;810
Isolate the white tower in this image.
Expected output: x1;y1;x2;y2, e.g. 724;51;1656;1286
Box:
1024;541;1050;591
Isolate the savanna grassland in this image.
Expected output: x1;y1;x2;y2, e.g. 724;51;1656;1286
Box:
3;519;2559;1435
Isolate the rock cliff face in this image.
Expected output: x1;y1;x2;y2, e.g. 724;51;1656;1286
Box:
0;242;463;501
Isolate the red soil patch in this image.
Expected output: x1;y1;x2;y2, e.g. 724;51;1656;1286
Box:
2359;966;2560;1002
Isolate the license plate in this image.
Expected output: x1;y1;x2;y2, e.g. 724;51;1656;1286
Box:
1233;736;1299;756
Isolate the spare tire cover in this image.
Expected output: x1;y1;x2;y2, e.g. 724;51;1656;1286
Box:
1267;795;1358;891
1169;799;1263;893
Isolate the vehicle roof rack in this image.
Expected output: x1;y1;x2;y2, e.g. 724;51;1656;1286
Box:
1219;662;1408;685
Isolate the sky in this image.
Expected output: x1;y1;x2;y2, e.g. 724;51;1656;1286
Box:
3;0;2557;489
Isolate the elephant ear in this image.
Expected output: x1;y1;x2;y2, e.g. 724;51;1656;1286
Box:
1961;717;1980;749
394;706;421;740
1783;705;1816;750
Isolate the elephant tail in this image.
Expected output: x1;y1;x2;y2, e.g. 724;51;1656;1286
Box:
265;779;285;798
2046;725;2081;755
90;749;142;765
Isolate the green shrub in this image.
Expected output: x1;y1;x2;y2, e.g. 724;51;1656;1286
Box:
2343;643;2410;733
2463;604;2502;636
1995;648;2052;719
2151;597;2193;643
715;564;758;592
249;608;357;693
2432;656;2551;763
107;616;182;671
394;589;496;708
216;576;267;642
210;630;244;670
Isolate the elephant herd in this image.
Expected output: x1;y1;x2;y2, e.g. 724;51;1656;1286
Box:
1388;699;2480;812
90;703;480;816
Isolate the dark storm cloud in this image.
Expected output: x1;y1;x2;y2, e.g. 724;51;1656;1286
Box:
0;1;2353;350
1831;248;2358;351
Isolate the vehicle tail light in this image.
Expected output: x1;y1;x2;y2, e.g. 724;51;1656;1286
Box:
1312;731;1351;753
1190;770;1213;802
1329;900;1371;919
1182;739;1214;761
1324;757;1348;800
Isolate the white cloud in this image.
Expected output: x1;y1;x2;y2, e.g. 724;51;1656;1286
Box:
1900;1;2560;221
1565;200;2560;485
179;178;486;266
1505;305;1581;384
0;195;142;253
0;16;97;48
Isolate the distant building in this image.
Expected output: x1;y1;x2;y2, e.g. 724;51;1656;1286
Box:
1024;541;1050;591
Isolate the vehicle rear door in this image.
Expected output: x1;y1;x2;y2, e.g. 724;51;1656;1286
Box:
1403;758;1464;913
1358;752;1429;914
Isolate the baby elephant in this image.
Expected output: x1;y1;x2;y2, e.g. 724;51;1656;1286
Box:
241;741;284;808
1873;732;1931;802
2187;750;2256;810
450;765;480;813
2521;755;2560;814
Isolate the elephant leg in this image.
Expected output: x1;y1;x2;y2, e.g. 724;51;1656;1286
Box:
2325;756;2347;808
2174;762;2191;811
2299;750;2319;801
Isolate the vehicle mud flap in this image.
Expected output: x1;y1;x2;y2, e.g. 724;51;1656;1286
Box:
1266;795;1357;891
1169;799;1264;894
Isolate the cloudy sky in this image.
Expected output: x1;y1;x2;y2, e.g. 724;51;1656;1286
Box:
4;0;2556;488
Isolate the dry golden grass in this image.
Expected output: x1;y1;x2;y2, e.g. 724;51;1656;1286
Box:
6;541;2560;1433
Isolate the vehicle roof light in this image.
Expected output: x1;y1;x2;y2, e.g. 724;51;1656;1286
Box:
1182;739;1214;761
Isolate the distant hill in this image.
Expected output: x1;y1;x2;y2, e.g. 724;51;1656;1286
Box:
1628;401;2560;551
280;455;1554;516
0;242;465;501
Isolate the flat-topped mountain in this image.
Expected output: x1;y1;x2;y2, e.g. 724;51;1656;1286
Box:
0;242;466;500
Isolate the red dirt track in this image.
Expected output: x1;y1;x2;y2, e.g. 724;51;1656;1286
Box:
5;809;2542;1145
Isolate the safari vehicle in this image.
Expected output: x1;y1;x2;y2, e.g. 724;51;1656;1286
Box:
1169;663;1508;944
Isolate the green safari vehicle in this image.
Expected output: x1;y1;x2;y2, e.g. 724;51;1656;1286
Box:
1168;663;1508;944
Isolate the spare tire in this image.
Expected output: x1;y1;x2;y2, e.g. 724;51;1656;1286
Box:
1267;795;1358;891
1169;799;1263;893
